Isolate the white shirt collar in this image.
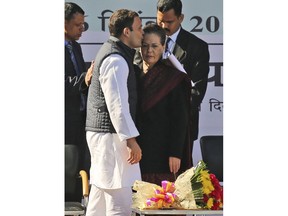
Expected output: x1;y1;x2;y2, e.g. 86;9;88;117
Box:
169;26;181;43
163;27;181;59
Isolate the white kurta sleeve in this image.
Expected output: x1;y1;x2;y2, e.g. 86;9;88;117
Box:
99;54;139;142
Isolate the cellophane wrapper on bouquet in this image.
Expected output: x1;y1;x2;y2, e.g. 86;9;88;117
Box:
132;160;223;210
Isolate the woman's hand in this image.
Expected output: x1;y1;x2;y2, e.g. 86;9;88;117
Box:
85;61;94;86
169;157;181;174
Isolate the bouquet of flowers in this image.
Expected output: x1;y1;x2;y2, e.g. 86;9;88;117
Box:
132;160;223;210
132;180;180;209
189;160;223;210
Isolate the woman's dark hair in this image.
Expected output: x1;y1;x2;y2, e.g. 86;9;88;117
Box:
143;23;166;45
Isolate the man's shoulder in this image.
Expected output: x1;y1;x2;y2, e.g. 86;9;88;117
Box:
178;28;208;46
71;40;81;47
71;40;82;51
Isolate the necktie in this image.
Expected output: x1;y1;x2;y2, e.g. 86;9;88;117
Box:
165;37;172;54
66;41;86;111
66;42;81;76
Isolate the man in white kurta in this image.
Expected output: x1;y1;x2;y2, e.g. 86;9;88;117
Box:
86;55;141;216
85;9;144;216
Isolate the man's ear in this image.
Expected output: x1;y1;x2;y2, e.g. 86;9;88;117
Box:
123;27;130;37
179;14;184;23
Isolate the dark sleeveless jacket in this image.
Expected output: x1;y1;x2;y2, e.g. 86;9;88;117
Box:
86;36;137;133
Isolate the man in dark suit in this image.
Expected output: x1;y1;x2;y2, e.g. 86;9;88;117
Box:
65;2;93;185
157;0;210;167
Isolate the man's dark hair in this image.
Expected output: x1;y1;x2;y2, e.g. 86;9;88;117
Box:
143;23;166;46
109;9;139;38
65;2;85;21
157;0;182;17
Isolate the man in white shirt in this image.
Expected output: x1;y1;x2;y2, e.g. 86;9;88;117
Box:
85;9;144;216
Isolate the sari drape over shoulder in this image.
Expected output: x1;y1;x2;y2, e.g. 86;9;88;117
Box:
140;60;191;112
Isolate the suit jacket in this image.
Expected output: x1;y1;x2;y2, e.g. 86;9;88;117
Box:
173;27;210;141
65;41;87;78
65;40;87;145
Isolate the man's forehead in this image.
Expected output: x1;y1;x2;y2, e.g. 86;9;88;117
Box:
157;10;177;20
70;13;84;21
133;16;142;26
